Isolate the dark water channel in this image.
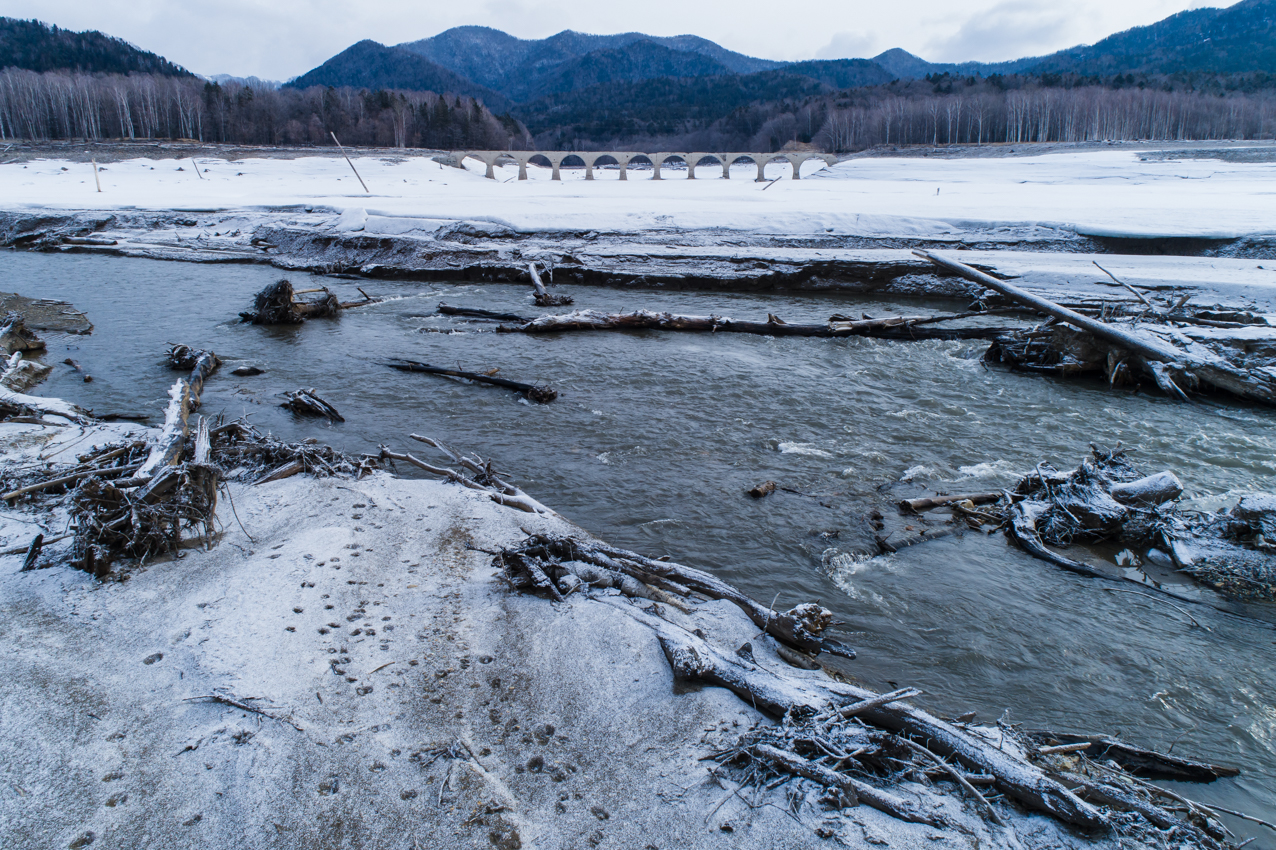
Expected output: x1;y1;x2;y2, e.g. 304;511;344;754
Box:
14;251;1276;836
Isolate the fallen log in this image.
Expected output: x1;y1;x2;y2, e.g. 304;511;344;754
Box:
501;308;1014;341
386;359;557;403
529;262;573;307
512;535;856;659
901;492;1002;513
280;389;344;422
437;303;532;323
1028;732;1239;782
137;348;219;480
592;595;1106;829
918;250;1276;406
380;438;555;516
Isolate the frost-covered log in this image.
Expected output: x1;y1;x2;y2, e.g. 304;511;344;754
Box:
137;348;219;480
502;308;1012;341
0;351;52;393
919;250;1276;405
280;388;344;422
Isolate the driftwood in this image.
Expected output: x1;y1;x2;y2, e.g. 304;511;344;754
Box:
499;308;1014;341
239;280;338;324
62;358;92;382
437;303;531;323
1028;732;1239;782
528;263;573;307
901;492;1001;513
137;348;219;480
0;384;89;422
1;351;52;393
385;359;557;403
380;435;555;515
501;549;1115;829
0;313;44;354
280;389;344;422
747;481;777;498
918;250;1276;406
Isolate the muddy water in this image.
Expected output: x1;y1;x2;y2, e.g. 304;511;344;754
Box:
16;251;1276;834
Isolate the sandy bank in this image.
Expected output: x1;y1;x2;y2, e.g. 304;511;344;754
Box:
0;418;1134;850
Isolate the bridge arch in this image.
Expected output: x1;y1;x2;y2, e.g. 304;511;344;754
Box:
588;153;621;180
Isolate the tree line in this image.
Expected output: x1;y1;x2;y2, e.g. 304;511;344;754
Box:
521;72;1276;153
0;68;531;149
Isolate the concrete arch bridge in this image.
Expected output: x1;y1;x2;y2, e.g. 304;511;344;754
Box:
453;150;838;182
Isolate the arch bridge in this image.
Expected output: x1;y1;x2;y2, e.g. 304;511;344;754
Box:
451;150;838;182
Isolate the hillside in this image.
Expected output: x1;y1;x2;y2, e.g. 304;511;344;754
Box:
397;26;781;101
1030;0;1276;76
283;40;510;111
0;17;191;76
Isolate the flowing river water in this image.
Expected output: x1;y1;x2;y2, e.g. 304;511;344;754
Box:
15;251;1276;835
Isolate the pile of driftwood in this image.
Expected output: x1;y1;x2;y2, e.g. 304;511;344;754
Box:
901;448;1276;603
497;534;1260;845
917;251;1276;407
380;434;554;515
4;343;377;575
238;279;380;325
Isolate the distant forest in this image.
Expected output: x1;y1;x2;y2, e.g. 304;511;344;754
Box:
526;72;1276;152
0;67;1272;153
0;69;530;149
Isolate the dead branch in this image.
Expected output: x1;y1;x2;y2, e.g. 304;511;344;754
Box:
386;359;557;403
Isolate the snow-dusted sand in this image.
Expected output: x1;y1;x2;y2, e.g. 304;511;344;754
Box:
4;142;1275;311
2;144;1275;241
0;421;1118;850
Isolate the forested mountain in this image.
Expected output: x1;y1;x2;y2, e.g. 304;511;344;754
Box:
0;17;191;76
1030;0;1276;76
284;40;510;111
396;26;781;96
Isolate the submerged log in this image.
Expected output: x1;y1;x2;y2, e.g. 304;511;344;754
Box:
281;389;344;422
239;280;339;324
1028;732;1239;782
501;308;1014;341
437;303;532;323
386;359;557;403
901;492;1002;513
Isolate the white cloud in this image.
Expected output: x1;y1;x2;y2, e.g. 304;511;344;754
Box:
924;0;1080;63
815;31;878;60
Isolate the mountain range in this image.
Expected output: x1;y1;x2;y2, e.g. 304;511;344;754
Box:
284;0;1275;109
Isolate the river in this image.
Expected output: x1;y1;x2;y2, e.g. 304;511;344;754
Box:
16;250;1276;836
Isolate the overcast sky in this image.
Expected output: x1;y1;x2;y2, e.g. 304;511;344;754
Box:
1;0;1218;81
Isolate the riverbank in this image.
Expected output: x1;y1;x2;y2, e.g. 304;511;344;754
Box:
0;417;1143;850
2;141;1276;311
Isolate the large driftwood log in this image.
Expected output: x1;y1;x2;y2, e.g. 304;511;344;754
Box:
386;359;557;403
522;535;855;659
437;303;532;323
280;388;344;422
918;250;1276;405
594;595;1106;829
499;308;1013;341
137;349;219;480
